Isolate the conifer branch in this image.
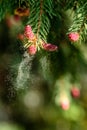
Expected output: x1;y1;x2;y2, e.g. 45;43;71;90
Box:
27;0;54;42
36;0;43;38
68;2;87;34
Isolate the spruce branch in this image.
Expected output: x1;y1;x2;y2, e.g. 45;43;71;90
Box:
67;2;87;40
36;0;43;38
27;0;54;42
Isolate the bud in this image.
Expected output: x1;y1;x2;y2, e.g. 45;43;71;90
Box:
42;43;58;51
13;15;21;21
71;87;80;98
6;15;21;28
68;32;80;42
27;44;37;55
17;34;24;40
14;7;29;17
24;25;32;33
60;96;70;110
24;25;35;40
